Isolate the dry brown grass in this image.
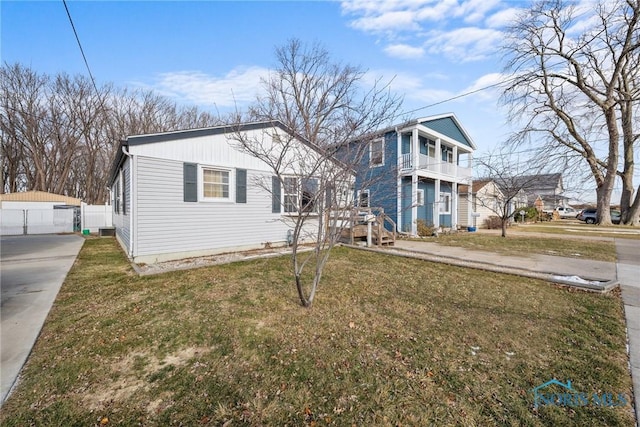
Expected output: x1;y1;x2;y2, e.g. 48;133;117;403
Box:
0;238;634;426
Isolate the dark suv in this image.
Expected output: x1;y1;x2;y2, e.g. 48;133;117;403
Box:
577;208;621;224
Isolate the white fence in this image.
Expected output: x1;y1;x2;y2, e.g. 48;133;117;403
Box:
0;203;112;236
81;204;113;233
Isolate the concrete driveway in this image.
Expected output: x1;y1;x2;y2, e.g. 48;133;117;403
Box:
1;234;84;405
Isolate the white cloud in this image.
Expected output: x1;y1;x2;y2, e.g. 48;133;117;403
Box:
341;0;510;62
384;43;425;59
424;27;503;62
485;7;521;28
143;67;268;109
350;10;421;32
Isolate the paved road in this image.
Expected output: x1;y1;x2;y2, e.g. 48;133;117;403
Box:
1;234;84;405
616;238;640;427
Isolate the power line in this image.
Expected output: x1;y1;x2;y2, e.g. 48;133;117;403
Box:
62;0;100;96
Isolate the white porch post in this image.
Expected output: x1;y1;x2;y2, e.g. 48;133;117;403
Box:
452;182;458;229
411;128;419;235
396;131;402;233
434;178;441;228
435;138;442;174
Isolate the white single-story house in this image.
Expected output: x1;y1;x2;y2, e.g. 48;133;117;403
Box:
108;121;344;264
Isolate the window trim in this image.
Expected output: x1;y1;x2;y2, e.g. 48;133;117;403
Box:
279;175;320;216
416;189;425;206
357;189;370;208
199;165;233;202
283;176;298;213
439;192;451;214
369;138;384;168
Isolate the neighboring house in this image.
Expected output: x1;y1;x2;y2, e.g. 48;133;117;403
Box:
515;173;567;210
108;121;344;264
345;113;476;234
459;180;500;228
459;180;528;228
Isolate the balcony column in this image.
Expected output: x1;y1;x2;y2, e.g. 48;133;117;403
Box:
452;146;458;176
411;128;419;171
435;138;442;174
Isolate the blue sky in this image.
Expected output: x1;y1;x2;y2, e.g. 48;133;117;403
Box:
4;0;624;202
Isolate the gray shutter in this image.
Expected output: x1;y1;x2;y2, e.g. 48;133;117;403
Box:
184;163;198;202
236;169;247;204
325;186;332;209
272;176;281;213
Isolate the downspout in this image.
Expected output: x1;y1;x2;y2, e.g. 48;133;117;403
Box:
121;146;134;259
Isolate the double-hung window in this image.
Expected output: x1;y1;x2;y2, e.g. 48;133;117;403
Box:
439;192;451;214
283;177;298;213
369;138;384;167
357;189;370;208
202;167;230;200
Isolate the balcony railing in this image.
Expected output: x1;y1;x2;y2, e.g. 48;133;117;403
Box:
400;153;472;179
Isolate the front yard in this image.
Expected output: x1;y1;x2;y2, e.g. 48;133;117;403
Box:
0;238;634;426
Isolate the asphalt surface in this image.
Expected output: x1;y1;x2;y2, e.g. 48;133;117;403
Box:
616;238;640;426
1;234;84;405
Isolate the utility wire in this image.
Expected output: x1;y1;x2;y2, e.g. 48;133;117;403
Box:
62;0;100;96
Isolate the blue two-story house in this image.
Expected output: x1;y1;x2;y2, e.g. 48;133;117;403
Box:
349;113;476;234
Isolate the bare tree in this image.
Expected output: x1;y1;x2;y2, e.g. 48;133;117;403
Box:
233;39;401;307
474;149;543;237
502;0;640;225
1;63;222;202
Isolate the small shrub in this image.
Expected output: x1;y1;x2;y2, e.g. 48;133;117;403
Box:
416;219;435;237
513;207;538;223
483;216;503;229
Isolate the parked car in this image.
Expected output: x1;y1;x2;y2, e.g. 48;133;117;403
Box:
555;206;579;219
577;208;621;224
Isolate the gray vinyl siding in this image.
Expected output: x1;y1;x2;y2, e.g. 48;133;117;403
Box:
113;159;131;253
134;156;303;261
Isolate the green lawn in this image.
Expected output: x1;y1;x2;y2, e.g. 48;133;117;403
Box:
0;239;634;426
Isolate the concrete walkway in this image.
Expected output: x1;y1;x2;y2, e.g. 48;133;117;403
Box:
1;234;84;405
373;238;638;424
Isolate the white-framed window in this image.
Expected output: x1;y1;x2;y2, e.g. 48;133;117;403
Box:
427;140;436;158
416;189;425;206
283;176;298;213
439;192;451;214
443;147;453;163
357;189;370;208
201;166;231;200
113;172;121;214
278;176;319;214
369;138;384;167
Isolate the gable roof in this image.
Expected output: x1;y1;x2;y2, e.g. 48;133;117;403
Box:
359;112;476;150
108;120;349;185
416;114;475;149
513;173;563;192
458;179;493;194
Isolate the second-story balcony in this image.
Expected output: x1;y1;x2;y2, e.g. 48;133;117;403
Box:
400;153;472;180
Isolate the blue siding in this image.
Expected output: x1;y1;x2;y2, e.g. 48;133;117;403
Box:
354;131;398;229
400;178;411;232
420;117;472;148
